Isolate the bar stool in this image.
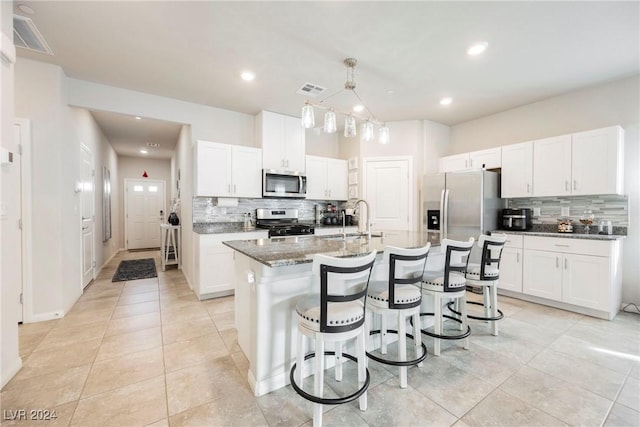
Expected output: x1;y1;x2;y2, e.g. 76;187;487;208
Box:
366;244;430;388
290;251;377;427
449;234;506;336
418;238;474;356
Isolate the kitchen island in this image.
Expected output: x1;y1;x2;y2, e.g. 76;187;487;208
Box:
223;231;439;396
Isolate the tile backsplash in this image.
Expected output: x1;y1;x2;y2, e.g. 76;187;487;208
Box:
507;195;629;226
193;197;345;223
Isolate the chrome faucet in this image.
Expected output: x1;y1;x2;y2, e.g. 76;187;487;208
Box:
341;211;346;240
353;199;372;239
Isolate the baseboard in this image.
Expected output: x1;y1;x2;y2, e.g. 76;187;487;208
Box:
99;248;121;272
1;356;22;389
27;310;65;323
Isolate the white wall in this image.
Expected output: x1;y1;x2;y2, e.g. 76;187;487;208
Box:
305;128;339;158
423;120;450;175
1;0;22;388
448;75;640;305
173;125;193;286
118;156;171;248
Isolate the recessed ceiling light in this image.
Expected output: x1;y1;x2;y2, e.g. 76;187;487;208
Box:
139;149;148;154
17;4;35;15
353;104;365;113
135;116;142;120
440;97;453;106
240;71;256;81
467;42;488;56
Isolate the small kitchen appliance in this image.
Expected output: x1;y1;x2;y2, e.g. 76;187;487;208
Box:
501;208;532;231
255;208;314;237
262;170;307;198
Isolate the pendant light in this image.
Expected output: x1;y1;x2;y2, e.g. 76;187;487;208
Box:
301;58;390;144
323;109;337;133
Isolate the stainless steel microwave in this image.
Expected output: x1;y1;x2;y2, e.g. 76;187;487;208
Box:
262;169;307;198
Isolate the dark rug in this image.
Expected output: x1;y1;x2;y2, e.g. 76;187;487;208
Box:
112;258;157;282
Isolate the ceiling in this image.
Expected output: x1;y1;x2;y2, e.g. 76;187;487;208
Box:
13;1;640;159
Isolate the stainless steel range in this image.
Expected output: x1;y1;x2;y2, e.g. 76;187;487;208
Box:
255;208;315;238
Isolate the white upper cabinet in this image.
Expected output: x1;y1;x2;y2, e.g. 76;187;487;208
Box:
440;147;501;173
306;155;348;201
501;141;533;198
571;126;624;196
195;140;262;198
257;111;306;173
533;134;572;197
469;147;501;170
439;153;470;172
532;126;624;197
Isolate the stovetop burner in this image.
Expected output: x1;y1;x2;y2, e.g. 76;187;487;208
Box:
255;208;315;237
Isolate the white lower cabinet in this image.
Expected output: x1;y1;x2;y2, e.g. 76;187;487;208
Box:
314;226;358;237
519;235;622;319
498;234;523;293
194;231;268;300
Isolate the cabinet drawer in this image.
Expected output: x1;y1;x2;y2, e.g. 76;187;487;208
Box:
523;236;611;256
502;234;523;249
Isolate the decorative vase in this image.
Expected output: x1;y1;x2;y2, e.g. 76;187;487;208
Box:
168;212;180;226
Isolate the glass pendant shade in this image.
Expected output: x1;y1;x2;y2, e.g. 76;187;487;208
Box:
323;110;337;133
301;103;315;129
378;125;390;144
344;115;356;137
361;121;374;142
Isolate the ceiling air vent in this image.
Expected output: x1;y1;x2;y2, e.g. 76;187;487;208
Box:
146;143;160;148
13;15;53;55
296;82;326;98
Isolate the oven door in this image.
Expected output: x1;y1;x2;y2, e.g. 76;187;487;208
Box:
263;170;307;198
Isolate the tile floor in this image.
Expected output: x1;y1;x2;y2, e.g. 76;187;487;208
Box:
1;249;639;426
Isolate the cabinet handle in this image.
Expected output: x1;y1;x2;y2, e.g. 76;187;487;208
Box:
234;184;237;194
573;180;577;190
554;244;569;247
465;160;468;168
556;257;559;268
469;159;473;168
328;189;331;197
526;183;530;193
564;258;568;269
286;159;289;167
228;184;231;193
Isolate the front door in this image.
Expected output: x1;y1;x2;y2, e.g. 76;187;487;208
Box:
80;144;95;288
363;158;412;231
126;179;165;250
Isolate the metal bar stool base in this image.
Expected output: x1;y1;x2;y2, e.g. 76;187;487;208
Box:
447;301;504;321
366;329;428;366
411;313;472;340
289;351;370;406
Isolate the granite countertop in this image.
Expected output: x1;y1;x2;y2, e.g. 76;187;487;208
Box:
493;230;626;241
222;231;435;268
193;222;264;234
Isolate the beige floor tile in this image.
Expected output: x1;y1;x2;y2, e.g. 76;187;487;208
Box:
256;385;315;427
510;303;583;332
124;277;159;287
161;316;217;345
16;339;101;380
461;388;567;426
71;376;167;426
528;348;627;400
163;333;229;373
18;332;47;358
566;319;640;356
68;296;119;313
160;303;210;324
82;347;164;397
219;328;241;353
617;377;640;411
1;365;90;410
111;300;160;319
605;402;640;427
117;291;159;306
95;327;162;362
300;405;372;427
56;307;113;328
231;351;250;378
210;310;235;331
438;342;523;386
165;357;248;416
104;312;161;337
145;418;169;427
168;394;268;427
121;283;159;296
18;320;59;336
78;287;123;302
0;401;78;427
549;335;636;375
34;321;108;352
408;355;497;418
203;296;234;315
500;366;613;426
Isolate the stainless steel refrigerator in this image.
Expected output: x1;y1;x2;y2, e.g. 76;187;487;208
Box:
422;170;504;244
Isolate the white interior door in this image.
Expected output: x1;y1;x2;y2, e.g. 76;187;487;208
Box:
126;180;165;250
80;144;95;288
363;158;412;231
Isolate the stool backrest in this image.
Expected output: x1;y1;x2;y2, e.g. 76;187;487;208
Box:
383;244;431;309
441;237;475;292
312;250;377;333
477;234;506;280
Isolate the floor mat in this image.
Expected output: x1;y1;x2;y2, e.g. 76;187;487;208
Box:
112;258;157;282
